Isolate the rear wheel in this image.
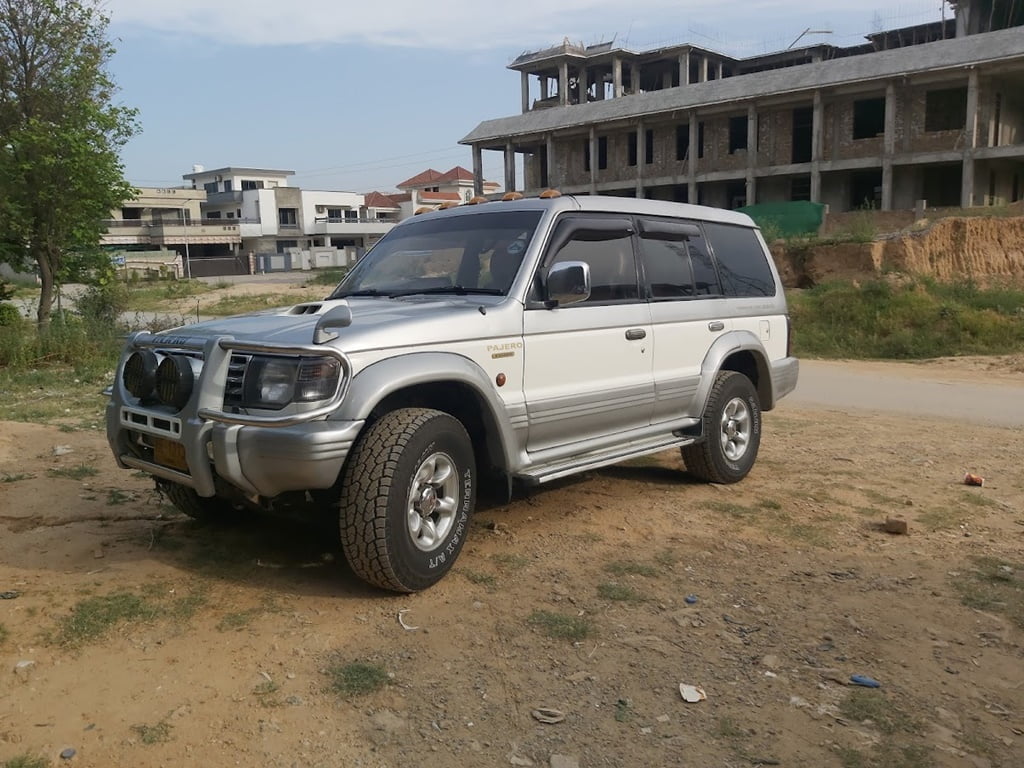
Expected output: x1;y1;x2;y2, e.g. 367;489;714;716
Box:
339;408;475;592
682;371;761;484
158;480;239;521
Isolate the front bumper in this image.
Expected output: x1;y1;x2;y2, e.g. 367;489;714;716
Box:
106;332;360;498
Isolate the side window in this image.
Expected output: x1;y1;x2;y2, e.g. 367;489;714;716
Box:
543;218;639;304
638;238;694;298
687;233;721;296
703;222;777;297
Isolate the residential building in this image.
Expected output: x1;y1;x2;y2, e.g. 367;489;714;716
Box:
391;166;501;218
461;0;1024;211
181;166;393;259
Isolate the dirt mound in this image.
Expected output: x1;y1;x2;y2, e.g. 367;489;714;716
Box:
772;215;1024;287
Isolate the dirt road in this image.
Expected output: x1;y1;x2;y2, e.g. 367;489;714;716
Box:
1;359;1022;768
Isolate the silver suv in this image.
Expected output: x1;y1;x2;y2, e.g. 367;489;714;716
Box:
107;195;798;592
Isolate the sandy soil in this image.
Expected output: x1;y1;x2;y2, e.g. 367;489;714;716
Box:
1;362;1022;768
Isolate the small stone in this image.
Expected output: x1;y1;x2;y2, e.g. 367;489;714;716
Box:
883;517;909;535
935;707;962;732
370;711;405;734
510;757;534;767
656;714;670;723
93;548;105;559
566;671;589;684
550;756;580;768
14;660;35;682
60;748;76;760
762;654;781;670
640;726;653;734
52;445;74;456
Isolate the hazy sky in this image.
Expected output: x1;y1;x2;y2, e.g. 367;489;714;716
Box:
106;1;953;193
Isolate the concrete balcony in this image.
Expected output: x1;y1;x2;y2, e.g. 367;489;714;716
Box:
313;217;394;236
206;190;244;205
101;220;242;246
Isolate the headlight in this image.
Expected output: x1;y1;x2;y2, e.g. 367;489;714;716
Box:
242;356;342;410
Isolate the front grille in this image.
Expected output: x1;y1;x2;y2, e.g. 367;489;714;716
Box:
223;353;251;408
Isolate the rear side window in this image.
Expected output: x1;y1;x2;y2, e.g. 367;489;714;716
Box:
637;217;719;298
703;222;776;297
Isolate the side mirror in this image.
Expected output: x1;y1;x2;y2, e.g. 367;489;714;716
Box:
546;261;590;307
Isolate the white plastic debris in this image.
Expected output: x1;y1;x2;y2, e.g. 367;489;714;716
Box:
678;684;707;703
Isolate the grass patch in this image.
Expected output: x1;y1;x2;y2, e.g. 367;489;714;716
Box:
916;507;961;531
130;719;173;745
106;488;131;505
960;491;997;508
0;623;8;645
789;277;1024;359
460;569;497;588
614;698;632;722
713;715;746;741
2;756;49;768
124;279;213;312
702;500;754;518
757;498;783;511
603;560;658;578
1;472;33;482
47;463;99;480
838;688;912;737
216;609;260;632
654;548;679;567
492;552;530;570
306;268;348;286
783;523;832;548
326;661;389;697
953;556;1024;627
528;610;593;642
56;592;156;646
597;581;647;603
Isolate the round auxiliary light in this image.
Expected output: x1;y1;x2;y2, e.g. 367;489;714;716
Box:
501;191;524;201
465;196;489;205
122;350;158;400
414;206;434;215
437;201;460;209
155;355;195;410
539;188;562;199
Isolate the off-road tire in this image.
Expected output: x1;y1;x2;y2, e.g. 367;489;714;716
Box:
682;371;761;484
339;408;476;592
158;480;238;521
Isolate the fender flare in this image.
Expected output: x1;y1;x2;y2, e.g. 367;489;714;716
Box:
332;352;519;471
694;331;774;416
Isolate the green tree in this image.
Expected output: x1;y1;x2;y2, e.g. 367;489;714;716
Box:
0;0;138;326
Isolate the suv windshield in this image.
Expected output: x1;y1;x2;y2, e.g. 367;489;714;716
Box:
329;210;543;299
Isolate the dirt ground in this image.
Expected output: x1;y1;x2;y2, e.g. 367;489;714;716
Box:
1;360;1022;768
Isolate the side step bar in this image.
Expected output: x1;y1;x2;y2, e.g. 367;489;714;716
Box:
517;434;698;485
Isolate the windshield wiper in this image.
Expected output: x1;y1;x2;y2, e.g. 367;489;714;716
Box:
389;285;504;297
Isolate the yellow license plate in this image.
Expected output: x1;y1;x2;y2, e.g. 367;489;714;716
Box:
153;438;188;472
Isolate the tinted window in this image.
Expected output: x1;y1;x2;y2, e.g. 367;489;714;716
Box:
703;222;776;297
639;238;694;298
688;232;720;296
545;218;639;304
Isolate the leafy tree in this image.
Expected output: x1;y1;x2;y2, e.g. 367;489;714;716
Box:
0;0;138;326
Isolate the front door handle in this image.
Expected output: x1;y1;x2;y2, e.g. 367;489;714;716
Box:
708;321;725;332
625;328;647;341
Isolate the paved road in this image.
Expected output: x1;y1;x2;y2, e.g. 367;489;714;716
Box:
785;359;1024;427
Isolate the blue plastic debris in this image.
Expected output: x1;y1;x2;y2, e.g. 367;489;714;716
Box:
850;675;881;688
684;595;698;605
60;748;76;760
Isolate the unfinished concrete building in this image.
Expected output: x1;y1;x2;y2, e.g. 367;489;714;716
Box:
461;0;1024;211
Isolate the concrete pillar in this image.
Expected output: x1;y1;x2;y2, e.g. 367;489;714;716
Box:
679;52;690;86
630;63;640;95
558;61;569;106
662;70;672;89
540;76;549;100
746;104;758;205
472;144;484;196
578;67;588;104
962;68;979;207
716;61;724;80
810;89;823;203
504;141;516;195
613;58;623;98
636;119;644;197
688;113;699;203
882;81;896;211
521;71;530;113
700;56;708;83
546;134;557;189
589;127;598;193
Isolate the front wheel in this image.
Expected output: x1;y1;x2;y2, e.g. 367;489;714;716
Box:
681;371;761;484
157;480;239;522
339;408;476;592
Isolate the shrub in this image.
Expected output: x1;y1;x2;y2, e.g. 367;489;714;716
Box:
0;303;23;327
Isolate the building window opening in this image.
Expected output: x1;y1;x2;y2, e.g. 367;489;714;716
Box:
598;136;608;170
676;124;690;161
924;87;967;132
627;132;638;166
729;116;749;154
790;175;811;201
697;122;705;159
645;129;654;164
852;97;886;140
583;139;591;172
792;106;813;163
278;208;298;228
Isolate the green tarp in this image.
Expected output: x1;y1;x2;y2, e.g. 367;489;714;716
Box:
737;201;825;239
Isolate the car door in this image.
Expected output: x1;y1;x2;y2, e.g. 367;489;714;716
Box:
636;217;732;424
522;214;654;453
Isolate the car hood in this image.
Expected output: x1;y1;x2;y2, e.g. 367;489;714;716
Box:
154;296;518;352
